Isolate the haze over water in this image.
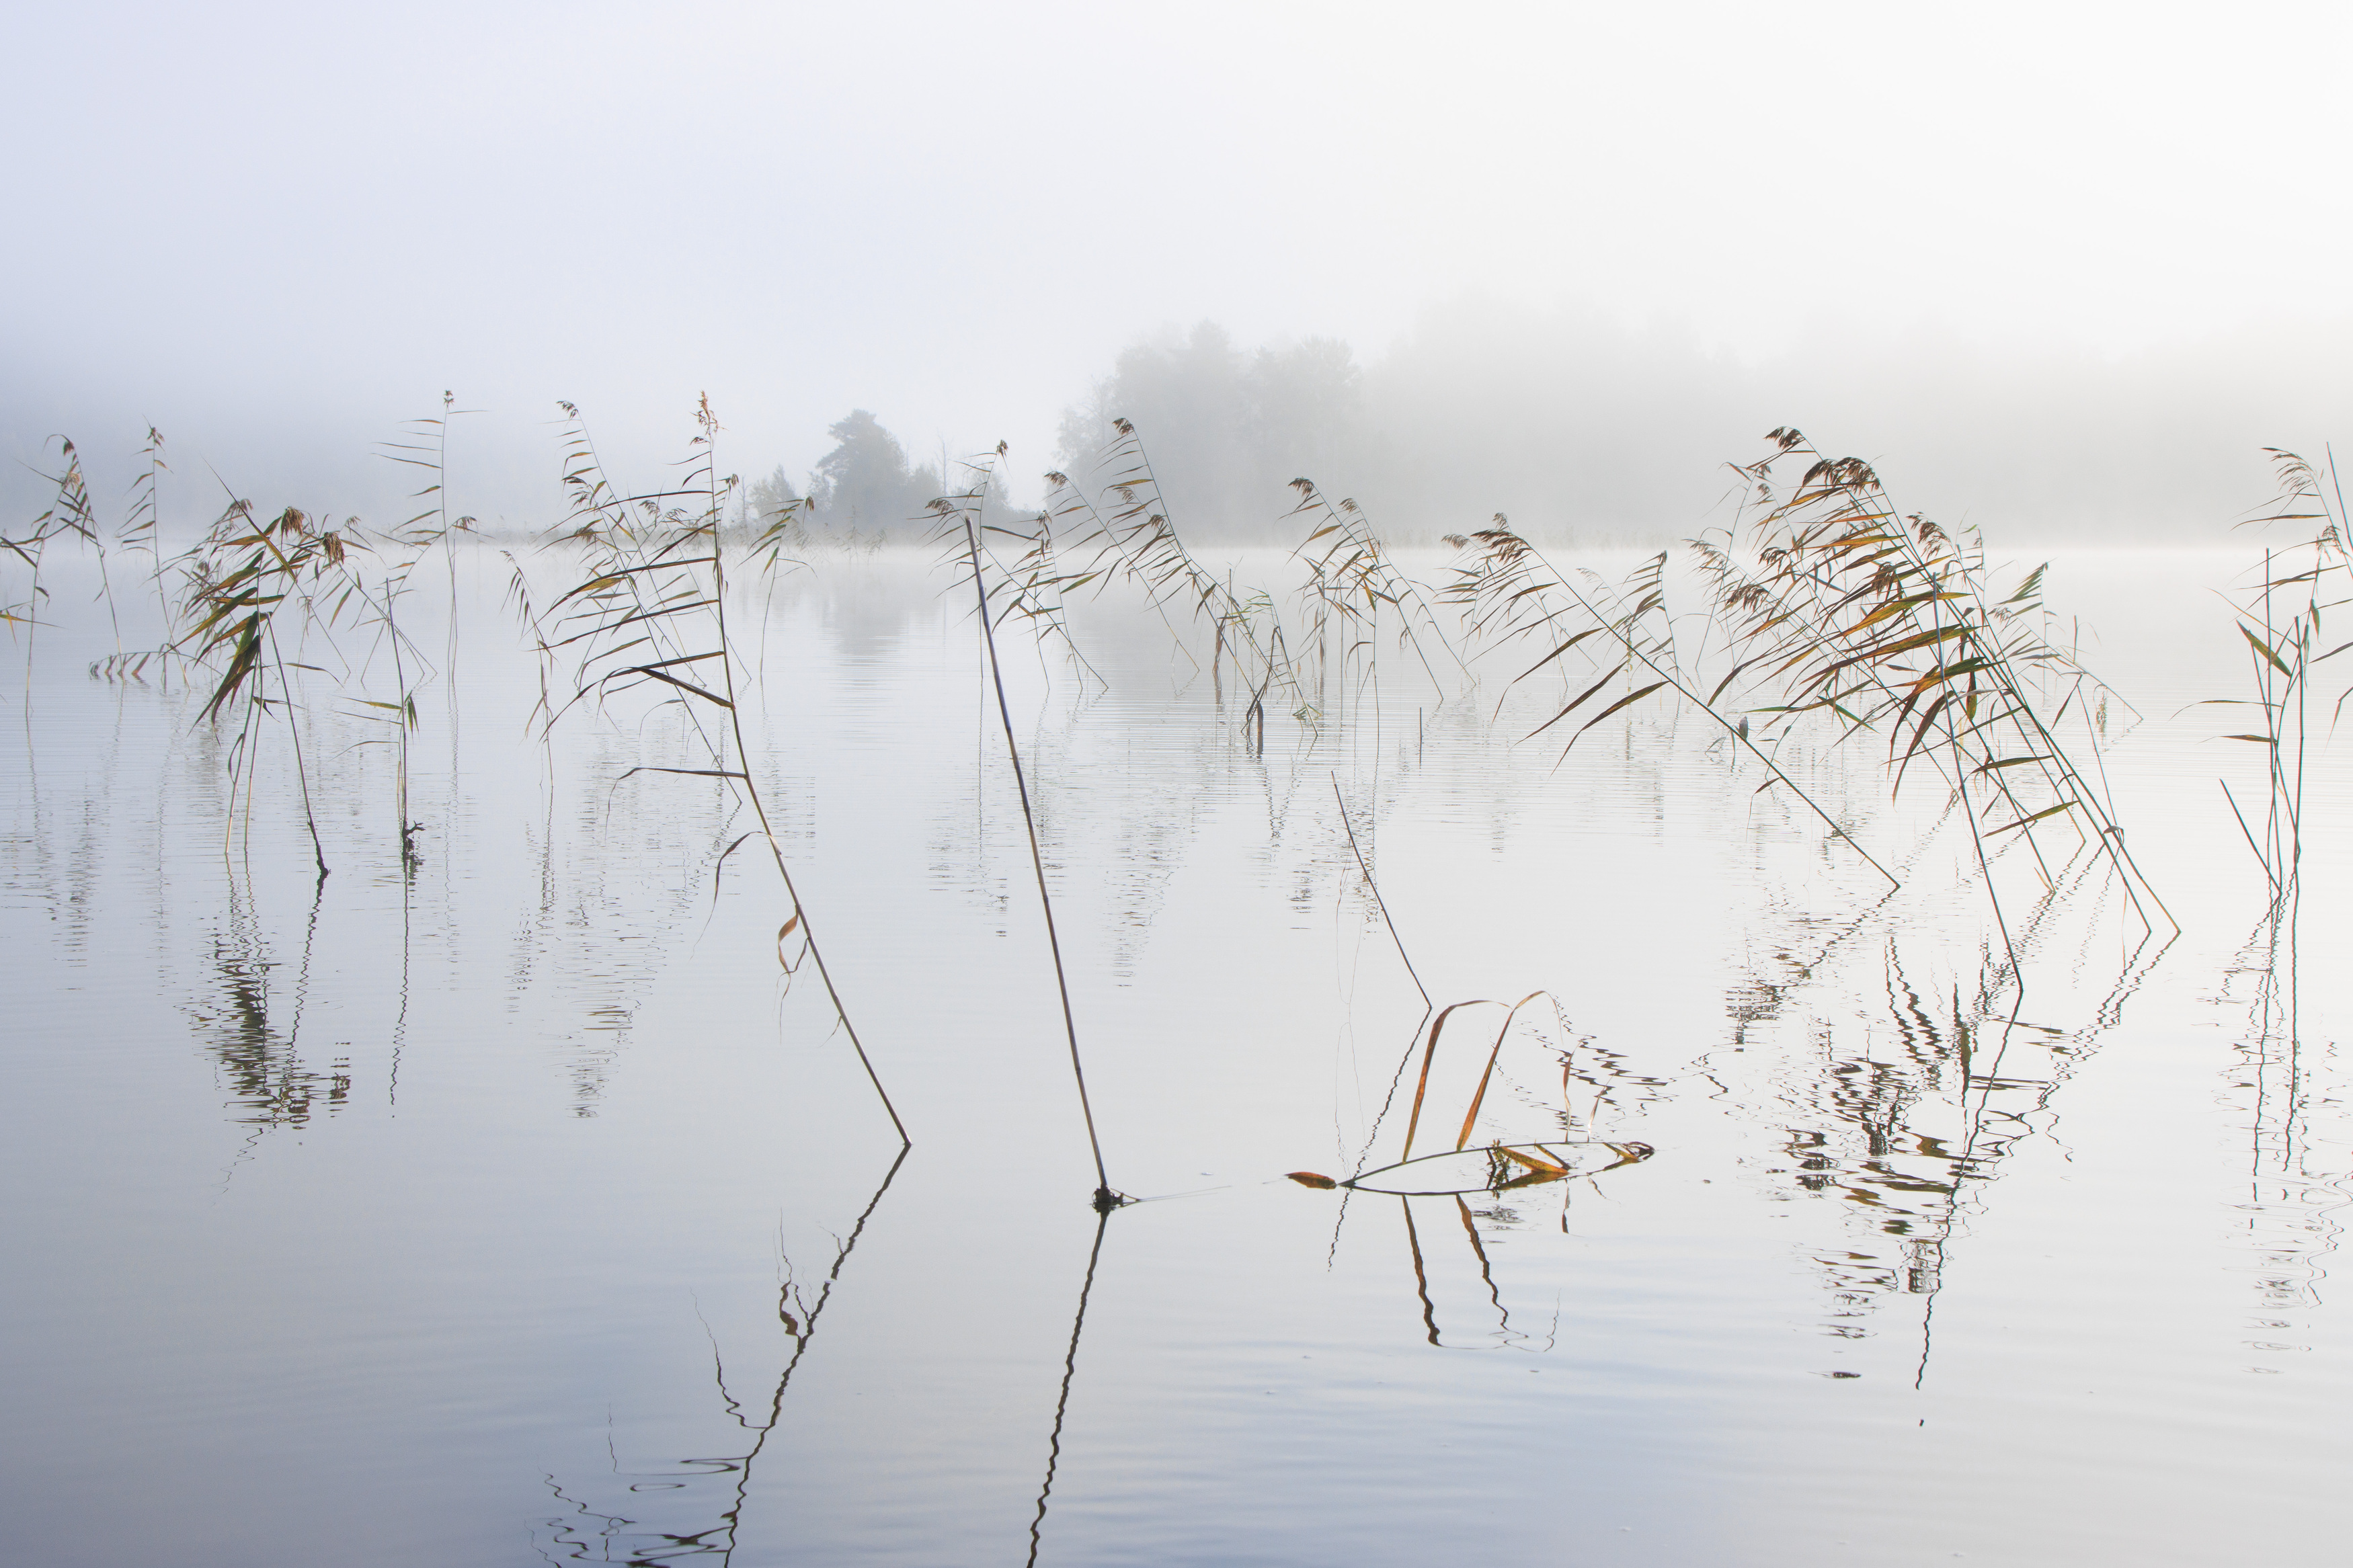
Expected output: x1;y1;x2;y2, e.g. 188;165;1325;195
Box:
9;4;2353;1563
8;3;2352;540
5;535;2349;1564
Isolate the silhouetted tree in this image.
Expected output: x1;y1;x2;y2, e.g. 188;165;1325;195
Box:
807;410;941;538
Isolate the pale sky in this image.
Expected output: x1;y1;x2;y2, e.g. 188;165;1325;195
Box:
5;0;2347;522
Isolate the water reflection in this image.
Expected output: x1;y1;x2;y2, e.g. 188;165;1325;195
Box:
190;878;348;1132
536;1147;909;1564
14;546;2353;1564
1398;1192;1568;1352
1742;863;2171;1368
2220;890;2351;1374
1314;833;2180;1368
1026;1206;1113;1568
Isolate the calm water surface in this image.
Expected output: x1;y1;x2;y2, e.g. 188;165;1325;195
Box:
3;545;2346;1565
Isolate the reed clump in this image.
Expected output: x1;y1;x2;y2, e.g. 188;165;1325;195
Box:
2206;446;2350;898
1695;429;2166;938
514;396;908;1143
171;498;366;876
1037;421;1315;736
30;404;2306;1206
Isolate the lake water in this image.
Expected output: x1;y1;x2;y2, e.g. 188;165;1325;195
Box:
4;541;2346;1566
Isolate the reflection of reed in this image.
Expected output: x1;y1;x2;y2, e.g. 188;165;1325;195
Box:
2221;893;2350;1371
535;1145;908;1565
1388;1190;1573;1352
1732;850;2174;1376
1026;1206;1113;1568
192;874;347;1134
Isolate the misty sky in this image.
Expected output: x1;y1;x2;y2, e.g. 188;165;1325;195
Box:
7;1;2348;531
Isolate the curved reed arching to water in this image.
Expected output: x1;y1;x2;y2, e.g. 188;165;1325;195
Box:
512;397;909;1145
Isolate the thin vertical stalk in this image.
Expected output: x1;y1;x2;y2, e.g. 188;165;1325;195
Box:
263;620;330;880
961;509;1117;1207
1025;1206;1112;1567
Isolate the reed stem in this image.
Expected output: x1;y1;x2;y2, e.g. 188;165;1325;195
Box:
960;507;1117;1206
711;513;910;1146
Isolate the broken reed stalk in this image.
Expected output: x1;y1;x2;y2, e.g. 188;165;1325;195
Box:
1398;992;1556;1162
946;454;1118;1208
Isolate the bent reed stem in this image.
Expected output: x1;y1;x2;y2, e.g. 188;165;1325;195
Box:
709;509;909;1146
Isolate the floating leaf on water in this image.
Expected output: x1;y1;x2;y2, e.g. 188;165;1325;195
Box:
1490;1144;1568;1178
1308;1141;1654;1198
1285;1171;1339;1189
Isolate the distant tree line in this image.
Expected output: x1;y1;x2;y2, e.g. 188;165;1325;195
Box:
1042;302;2352;546
748;302;2353;550
1053;323;1365;538
1042;308;1773;544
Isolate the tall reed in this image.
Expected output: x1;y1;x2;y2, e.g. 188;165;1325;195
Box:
370;393;479;863
1698;429;2169;944
171;497;366;878
8;438;103;693
2206;447;2349;898
522;397;908;1144
933;448;1121;1209
1042;421;1312;731
1287;480;1462;705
